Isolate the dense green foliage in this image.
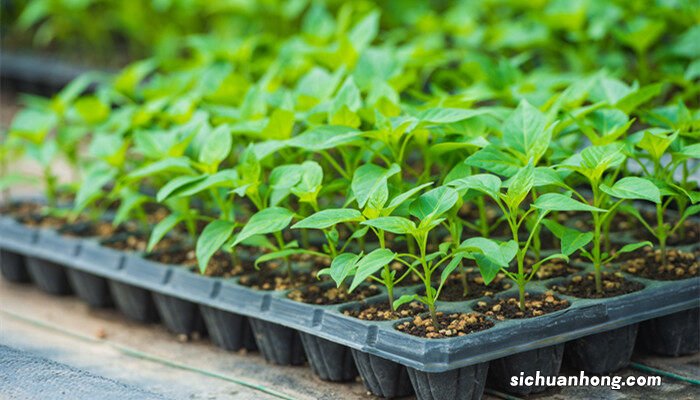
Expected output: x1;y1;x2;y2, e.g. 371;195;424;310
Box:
2;0;699;322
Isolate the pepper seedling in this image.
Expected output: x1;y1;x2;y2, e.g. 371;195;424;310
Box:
361;186;463;326
554;143;658;293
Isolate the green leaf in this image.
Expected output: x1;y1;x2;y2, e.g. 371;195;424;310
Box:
198;125;232;169
127;157;194;180
600;177;661;204
615;83;663;114
440;255;464;288
262;109;295;140
462;238;517;285
269;164;303;206
349;248;395;292
157;175;207;203
637;129;677;162
352;163;401;209
112;190;149;226
169;170;238;200
616;241;652;255
196;220;236;274
409;186;459;222
418;108;489;124
348;10;380;52
449;174;502;200
147;214;183;253
10;109;57;144
393;294;419;310
466;146;521;176
292;209;363;230
287;125;361;151
503;100;551;163
541;220;593;256
534;193;606;212
385;182;434;214
332;77;362;114
361;216;416;234
505;164;534;210
291;161;324;203
73;165;116;213
324;253;361;287
232;207;294;246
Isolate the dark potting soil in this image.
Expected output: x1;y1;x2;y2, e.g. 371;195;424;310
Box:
622;248;699;280
145;247;197;267
101;232;182;253
396;312;494;339
344;301;426;321
59;220;137;238
552;272;644;299
143;246;250;277
473;292;570;320
287;283;380;305
238;270;318;291
517;257;583;280
0;201;43;218
426;272;511;301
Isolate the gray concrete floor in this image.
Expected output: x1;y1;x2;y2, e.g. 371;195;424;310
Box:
1;277;698;399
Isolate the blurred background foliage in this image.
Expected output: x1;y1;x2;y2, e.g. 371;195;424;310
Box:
1;0;698;85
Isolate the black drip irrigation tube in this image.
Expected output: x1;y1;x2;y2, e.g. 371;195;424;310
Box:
1;213;699;399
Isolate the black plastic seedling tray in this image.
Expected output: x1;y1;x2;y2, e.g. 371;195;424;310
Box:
1;214;699;397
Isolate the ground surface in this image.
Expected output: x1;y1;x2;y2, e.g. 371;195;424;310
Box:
1;277;698;400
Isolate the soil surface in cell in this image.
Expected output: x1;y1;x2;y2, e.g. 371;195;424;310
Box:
513;258;583;280
101;232;183;253
473;292;570;320
344;301;426;321
623;247;699;280
287;283;380;305
552;272;644;298
396;312;494;338
238;270;318;291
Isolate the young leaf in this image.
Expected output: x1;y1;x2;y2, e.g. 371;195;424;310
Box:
127;157;194;180
440;255;464;287
393;294;419;310
384;182;434;214
505;164;534;210
198;125;232;168
196;220;236;274
461;238;517;285
352;163;401;209
449;174;502;200
503;100;551;163
147;214;184;253
616;241;653;256
600;177;661;204
534;193;606;212
291;208;363;230
636;129;677;162
157;175;206;202
287;125;361;151
73;165;116;213
541;220;593;256
232;207;294;246
409;186;459;222
361;217;416;234
324;253;361;287
349;248;396;292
